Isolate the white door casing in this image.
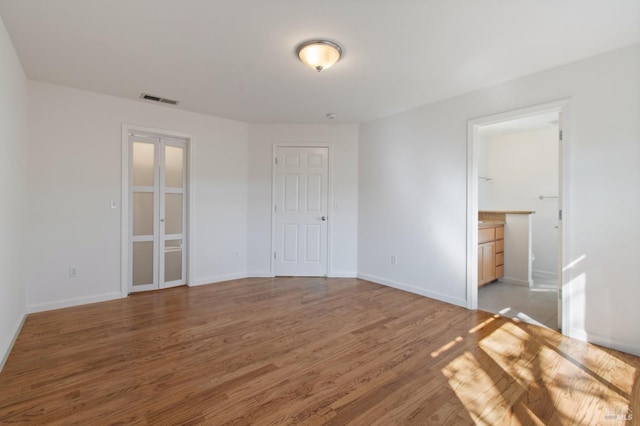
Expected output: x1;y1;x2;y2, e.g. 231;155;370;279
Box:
466;99;570;335
557;112;564;330
274;146;329;276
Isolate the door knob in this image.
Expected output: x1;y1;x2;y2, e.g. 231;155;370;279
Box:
321;216;326;221
160;218;165;222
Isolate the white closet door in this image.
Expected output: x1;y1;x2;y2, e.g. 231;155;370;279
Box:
274;146;329;277
130;135;160;292
160;139;187;288
129;135;187;293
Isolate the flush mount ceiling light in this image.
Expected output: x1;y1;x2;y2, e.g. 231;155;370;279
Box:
296;40;342;72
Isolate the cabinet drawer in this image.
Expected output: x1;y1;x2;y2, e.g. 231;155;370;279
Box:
495;226;504;239
479;228;495;243
495;239;504;253
496;252;504;266
496;265;504;278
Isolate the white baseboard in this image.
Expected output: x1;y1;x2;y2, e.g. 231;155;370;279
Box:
532;269;558;280
499;277;530;287
247;271;274;278
246;272;357;278
190;272;358;286
190;272;248;287
567;329;640;357
357;273;467;308
27;292;123;314
1;311;27;373
247;272;357;278
329;271;358;278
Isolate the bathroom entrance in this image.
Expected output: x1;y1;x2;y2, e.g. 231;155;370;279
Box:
467;101;568;331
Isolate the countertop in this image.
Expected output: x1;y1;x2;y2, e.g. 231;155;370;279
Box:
479;210;534;215
479;210;534;225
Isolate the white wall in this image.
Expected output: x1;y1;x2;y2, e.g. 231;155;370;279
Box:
0;16;28;368
483;127;559;279
359;44;640;355
247;124;358;277
27;82;248;311
502;214;533;286
358;103;469;307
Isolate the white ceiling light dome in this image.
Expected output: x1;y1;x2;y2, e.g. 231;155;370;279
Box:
296;40;343;72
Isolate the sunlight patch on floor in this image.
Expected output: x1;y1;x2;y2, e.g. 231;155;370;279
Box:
442;350;526;425
431;336;463;358
442;320;637;424
468;316;496;334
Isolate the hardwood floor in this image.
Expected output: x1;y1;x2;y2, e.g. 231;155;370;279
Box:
1;278;638;425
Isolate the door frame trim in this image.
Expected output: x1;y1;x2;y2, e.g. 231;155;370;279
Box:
466;99;570;335
270;143;333;277
121;124;195;297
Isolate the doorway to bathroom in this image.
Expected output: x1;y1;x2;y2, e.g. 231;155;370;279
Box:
467;101;569;332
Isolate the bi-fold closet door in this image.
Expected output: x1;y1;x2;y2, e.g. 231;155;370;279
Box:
129;134;187;293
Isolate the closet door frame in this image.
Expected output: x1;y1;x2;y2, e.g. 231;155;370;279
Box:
121;124;195;297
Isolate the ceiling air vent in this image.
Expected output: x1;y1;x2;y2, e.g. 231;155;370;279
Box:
140;93;179;106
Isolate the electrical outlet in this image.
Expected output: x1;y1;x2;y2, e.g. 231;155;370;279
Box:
69;267;79;278
391;255;397;265
234;250;239;257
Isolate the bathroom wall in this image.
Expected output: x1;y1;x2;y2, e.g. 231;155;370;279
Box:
484;127;559;282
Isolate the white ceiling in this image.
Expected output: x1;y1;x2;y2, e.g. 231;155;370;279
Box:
0;0;638;124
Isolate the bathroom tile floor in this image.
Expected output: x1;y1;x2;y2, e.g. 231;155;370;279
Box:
479;281;559;330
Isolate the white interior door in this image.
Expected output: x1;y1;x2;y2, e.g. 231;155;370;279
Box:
274;146;329;276
129;134;187;293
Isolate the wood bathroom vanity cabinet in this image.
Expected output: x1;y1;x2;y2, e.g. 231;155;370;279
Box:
478;222;504;286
